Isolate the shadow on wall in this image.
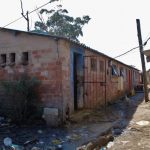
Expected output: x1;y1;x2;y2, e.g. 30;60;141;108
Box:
0;74;42;125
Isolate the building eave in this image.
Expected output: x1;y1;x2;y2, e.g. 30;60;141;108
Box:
0;27;140;71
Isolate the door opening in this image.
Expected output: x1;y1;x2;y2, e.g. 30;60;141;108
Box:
74;53;78;110
73;53;83;110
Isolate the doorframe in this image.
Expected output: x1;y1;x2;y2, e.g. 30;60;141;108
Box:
73;53;78;110
70;47;84;111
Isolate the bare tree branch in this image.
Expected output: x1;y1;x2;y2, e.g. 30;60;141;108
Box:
19;0;30;31
36;7;48;32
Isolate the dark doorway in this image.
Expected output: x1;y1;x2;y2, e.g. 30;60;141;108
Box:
74;53;78;110
73;53;83;110
128;70;132;90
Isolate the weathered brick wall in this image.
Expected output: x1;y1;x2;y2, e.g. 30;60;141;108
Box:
84;50;107;108
57;40;71;119
84;49;140;108
0;29;141;121
84;50;108;108
0;30;69;121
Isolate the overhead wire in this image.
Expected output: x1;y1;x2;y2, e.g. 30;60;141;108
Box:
1;1;51;29
1;0;150;60
114;36;150;59
114;46;140;59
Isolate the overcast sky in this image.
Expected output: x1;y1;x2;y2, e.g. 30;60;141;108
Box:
1;0;150;70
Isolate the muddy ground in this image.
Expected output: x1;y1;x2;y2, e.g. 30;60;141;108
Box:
0;92;145;150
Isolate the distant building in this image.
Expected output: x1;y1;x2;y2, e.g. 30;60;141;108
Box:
144;49;150;62
144;50;150;84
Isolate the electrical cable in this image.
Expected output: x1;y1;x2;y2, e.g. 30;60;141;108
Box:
1;1;51;29
114;46;140;59
2;0;150;60
114;36;150;59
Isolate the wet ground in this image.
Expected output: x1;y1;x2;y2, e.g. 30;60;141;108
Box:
0;92;144;150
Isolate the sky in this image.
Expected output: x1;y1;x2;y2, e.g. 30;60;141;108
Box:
1;0;150;70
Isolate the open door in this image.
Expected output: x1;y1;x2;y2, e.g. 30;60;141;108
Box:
128;70;132;91
73;53;83;110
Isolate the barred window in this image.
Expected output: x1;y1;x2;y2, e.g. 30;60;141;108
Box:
111;65;118;76
99;60;104;72
120;67;124;77
91;58;97;71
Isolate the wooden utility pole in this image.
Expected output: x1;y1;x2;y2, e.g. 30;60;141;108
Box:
26;11;29;32
20;0;30;31
136;19;149;102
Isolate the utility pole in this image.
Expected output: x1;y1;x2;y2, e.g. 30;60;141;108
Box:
26;11;29;32
136;19;149;102
20;0;30;31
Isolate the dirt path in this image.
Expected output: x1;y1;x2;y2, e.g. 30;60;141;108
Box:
109;96;150;150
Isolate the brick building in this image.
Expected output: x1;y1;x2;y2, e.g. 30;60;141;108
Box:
0;28;141;125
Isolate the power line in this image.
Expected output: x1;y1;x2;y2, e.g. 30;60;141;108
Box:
114;46;140;59
29;1;51;14
1;1;51;29
2;17;23;28
2;1;150;59
143;37;150;46
114;36;150;59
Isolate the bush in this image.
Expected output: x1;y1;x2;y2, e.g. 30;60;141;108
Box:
0;75;41;124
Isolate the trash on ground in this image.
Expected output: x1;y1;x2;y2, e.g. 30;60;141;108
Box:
37;130;43;134
138;143;141;146
106;141;114;149
51;139;61;145
38;140;44;145
12;144;24;150
136;120;149;126
66;134;81;141
31;146;41;150
56;144;63;150
24;138;38;146
121;141;130;145
71;134;81;141
3;137;12;146
76;144;87;150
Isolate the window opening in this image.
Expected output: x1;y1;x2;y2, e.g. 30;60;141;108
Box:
91;58;97;71
9;53;15;65
111;65;118;76
22;52;29;65
99;60;104;72
0;54;6;67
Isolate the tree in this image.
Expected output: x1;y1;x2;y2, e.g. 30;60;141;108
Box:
34;1;90;42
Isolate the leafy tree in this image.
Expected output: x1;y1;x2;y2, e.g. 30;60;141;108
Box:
34;1;90;42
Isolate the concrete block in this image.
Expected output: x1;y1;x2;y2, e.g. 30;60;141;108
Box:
43;107;59;127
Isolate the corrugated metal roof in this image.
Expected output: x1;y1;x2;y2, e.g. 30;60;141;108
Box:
0;27;140;71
